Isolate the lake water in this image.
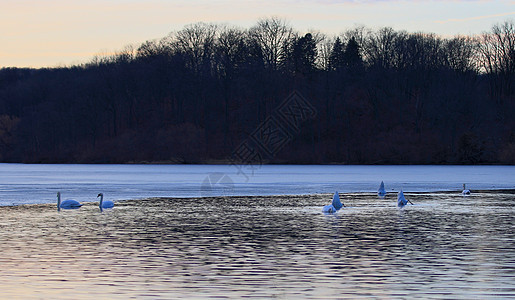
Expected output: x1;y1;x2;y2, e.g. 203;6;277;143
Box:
0;164;513;206
0;164;514;298
0;192;514;299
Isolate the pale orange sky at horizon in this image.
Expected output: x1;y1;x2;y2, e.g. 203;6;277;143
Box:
0;0;513;68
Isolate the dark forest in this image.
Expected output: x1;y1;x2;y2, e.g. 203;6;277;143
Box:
0;18;514;164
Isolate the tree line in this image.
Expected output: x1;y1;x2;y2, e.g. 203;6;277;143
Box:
0;17;513;164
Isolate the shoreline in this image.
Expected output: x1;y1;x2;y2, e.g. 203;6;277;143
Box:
2;161;515;166
2;189;514;208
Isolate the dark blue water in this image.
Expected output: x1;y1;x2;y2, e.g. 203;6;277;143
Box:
0;191;513;298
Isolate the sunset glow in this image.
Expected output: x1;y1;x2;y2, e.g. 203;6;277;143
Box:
0;0;513;68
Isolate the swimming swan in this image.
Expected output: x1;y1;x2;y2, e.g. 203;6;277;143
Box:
57;192;82;211
323;191;344;213
97;193;114;209
378;181;386;197
397;190;408;208
397;190;414;208
462;184;471;195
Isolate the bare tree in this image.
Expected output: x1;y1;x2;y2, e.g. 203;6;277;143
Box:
173;22;218;74
136;39;171;59
316;34;335;71
249;17;295;70
216;25;247;77
365;27;399;69
394;32;444;71
476;20;515;100
442;36;477;73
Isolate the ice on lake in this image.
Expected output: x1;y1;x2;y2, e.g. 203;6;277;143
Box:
0;164;513;206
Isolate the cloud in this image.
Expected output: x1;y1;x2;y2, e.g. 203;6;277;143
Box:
435;11;515;23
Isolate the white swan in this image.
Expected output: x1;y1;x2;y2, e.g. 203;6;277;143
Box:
322;204;337;213
57;192;82;211
323;191;344;213
97;193;114;209
462;184;471;195
397;190;408;208
378;181;386;197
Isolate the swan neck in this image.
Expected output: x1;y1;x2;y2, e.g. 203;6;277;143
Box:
99;194;103;207
57;193;61;211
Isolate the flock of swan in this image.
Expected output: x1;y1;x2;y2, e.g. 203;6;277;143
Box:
322;181;472;213
56;181;472;213
56;192;114;211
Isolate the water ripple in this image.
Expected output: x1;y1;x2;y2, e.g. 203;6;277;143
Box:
0;192;514;298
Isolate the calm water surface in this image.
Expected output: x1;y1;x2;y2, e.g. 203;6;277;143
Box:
0;191;514;299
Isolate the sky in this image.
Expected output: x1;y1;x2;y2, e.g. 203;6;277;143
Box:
0;0;514;68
